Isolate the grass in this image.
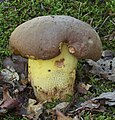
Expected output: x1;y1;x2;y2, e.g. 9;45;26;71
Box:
0;0;115;119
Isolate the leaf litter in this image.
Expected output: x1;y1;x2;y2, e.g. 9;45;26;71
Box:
0;53;115;119
86;50;115;82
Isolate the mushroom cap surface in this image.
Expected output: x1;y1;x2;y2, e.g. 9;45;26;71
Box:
9;15;102;60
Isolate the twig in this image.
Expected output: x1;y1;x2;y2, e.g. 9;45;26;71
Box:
78;2;82;19
94;16;110;30
89;18;93;26
110;20;115;25
63;92;79;115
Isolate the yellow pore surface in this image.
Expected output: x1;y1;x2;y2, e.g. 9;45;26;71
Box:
28;44;77;100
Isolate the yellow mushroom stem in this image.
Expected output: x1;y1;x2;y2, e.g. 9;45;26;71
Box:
28;44;77;101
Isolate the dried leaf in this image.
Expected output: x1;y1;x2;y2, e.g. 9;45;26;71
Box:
56;110;73;120
3;57;14;69
102;50;115;59
1;66;19;82
26;99;43;119
52;102;69;110
93;91;115;106
73;115;79;120
74;91;115;114
3;55;27;75
86;59;107;77
20;73;28;85
0;108;7;114
0;98;18;110
77;83;92;94
81;99;100;109
0;87;19;111
86;51;115;82
2;86;12;101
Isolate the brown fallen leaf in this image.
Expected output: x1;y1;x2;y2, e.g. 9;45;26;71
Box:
56;110;73;120
70;91;115;115
3;57;14;69
3;55;27;75
86;54;115;82
81;99;100;110
69;100;105;117
93;91;115;106
2;86;12;101
1;66;19;82
20;73;28;85
0;87;19;111
25;99;44;120
73;115;79;120
77;82;92;94
27;99;43;114
52;102;69;110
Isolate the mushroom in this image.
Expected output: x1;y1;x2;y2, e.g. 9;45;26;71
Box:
9;15;102;101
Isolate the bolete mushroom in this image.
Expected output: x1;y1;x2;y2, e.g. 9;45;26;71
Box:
9;15;102;101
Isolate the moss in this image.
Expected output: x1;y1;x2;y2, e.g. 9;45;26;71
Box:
0;0;114;58
1;114;26;120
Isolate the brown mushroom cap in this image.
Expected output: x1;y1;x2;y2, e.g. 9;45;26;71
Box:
9;15;102;61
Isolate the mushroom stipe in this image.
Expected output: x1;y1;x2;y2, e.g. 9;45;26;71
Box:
28;44;77;101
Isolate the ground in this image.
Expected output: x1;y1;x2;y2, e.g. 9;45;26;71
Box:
0;0;115;120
